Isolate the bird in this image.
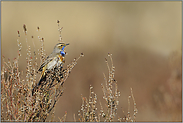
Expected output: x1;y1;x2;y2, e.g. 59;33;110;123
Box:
32;43;69;95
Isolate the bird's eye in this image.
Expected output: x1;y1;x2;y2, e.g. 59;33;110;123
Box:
62;46;65;51
60;51;65;57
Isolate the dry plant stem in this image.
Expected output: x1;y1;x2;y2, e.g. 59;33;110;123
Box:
17;31;22;59
73;113;76;122
128;94;131;121
126;88;138;122
130;88;138;122
39;37;46;65
37;26;46;65
57;20;63;42
31;36;38;86
58;111;67;122
101;53;120;122
119;88;138;122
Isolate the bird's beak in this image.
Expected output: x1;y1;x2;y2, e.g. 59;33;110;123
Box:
62;43;69;51
65;43;69;46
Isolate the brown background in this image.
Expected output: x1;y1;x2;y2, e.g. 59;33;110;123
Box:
1;1;182;122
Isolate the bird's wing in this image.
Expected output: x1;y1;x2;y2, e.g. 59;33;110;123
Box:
38;55;55;72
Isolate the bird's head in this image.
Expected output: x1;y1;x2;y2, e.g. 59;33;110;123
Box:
53;43;69;56
55;43;69;50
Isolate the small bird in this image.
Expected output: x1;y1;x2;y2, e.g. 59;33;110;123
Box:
32;43;69;95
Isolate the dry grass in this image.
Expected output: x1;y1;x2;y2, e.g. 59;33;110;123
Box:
1;21;137;122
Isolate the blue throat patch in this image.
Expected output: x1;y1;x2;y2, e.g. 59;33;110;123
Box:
60;50;65;57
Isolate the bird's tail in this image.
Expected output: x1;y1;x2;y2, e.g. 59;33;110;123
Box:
32;73;46;96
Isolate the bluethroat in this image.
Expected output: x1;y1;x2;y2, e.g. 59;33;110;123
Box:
32;43;69;95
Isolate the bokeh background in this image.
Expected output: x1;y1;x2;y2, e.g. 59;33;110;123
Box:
1;1;182;122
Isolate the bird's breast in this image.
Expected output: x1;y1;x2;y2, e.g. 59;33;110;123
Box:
58;55;65;63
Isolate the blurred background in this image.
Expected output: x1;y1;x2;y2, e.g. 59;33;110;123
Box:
1;1;182;122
